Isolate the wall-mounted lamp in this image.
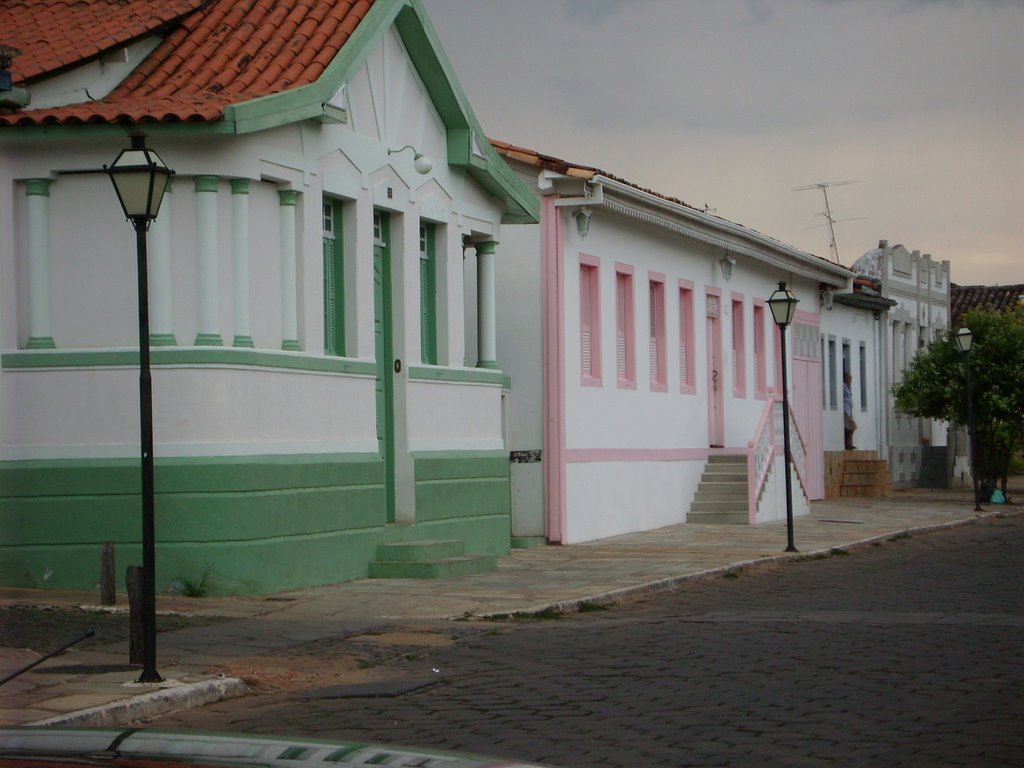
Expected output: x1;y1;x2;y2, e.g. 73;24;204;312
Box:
574;207;592;238
821;286;834;311
719;254;736;282
388;145;432;175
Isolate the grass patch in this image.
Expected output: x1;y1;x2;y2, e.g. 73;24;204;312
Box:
577;602;610;613
530;607;564;620
179;572;210;598
887;531;912;542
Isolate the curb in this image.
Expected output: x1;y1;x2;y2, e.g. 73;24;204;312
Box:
475;510;1021;621
29;677;250;727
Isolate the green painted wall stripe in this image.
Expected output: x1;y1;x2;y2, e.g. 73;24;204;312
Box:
0;453;383;498
4;348;504;383
413;451;508;480
2;451;511;594
230;178;251;194
2;348;377;375
413;451;511;527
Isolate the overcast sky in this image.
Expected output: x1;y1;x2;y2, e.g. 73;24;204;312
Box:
421;0;1023;286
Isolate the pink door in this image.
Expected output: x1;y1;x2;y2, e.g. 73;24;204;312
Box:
791;321;824;499
706;292;724;447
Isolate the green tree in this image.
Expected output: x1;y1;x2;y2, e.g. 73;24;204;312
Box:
893;307;1024;498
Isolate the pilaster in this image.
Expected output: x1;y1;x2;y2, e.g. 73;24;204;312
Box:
475;239;498;369
148;177;176;346
231;179;254;348
279;189;300;351
193;176;223;346
25;179;55;349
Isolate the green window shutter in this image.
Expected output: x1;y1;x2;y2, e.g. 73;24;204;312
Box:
322;201;344;355
419;223;437;365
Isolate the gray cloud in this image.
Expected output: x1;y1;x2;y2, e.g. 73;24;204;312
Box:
422;0;1024;283
564;0;625;25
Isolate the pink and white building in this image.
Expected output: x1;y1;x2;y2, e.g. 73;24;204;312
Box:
492;143;873;544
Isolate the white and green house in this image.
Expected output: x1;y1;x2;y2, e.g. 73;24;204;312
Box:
0;0;538;594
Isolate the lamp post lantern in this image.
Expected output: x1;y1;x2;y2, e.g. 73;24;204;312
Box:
954;327;982;512
768;281;799;552
105;134;174;684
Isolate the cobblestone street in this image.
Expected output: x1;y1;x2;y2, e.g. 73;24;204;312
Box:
152;513;1024;767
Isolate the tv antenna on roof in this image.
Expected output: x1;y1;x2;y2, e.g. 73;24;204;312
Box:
793;180;860;264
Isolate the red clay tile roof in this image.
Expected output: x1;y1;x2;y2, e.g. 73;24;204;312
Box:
2;0;206;82
0;0;376;126
951;283;1024;326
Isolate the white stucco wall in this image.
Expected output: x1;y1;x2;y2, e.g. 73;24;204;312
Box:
853;241;951;485
493;210;545;537
818;303;883;454
1;364;378;459
406;379;503;451
495;155;845;543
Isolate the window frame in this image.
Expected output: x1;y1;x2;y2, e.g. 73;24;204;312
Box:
858;341;868;411
648;271;666;392
615;263;636;390
419;222;438;365
753;300;767;398
579;253;602;386
678;279;696;394
322;198;344;356
828;335;838;410
731;293;746;398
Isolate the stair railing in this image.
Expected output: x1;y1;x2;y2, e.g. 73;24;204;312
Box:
776;398;810;499
748;396;811;521
747;397;777;519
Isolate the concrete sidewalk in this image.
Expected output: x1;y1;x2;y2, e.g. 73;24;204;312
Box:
1;486;1018;728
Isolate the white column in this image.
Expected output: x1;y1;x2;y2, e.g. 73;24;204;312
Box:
475;240;497;368
149;178;176;346
25;179;55;349
231;179;254;348
193;176;222;346
279;189;300;351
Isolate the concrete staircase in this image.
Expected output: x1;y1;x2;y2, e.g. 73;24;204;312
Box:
368;539;498;579
687;454;750;525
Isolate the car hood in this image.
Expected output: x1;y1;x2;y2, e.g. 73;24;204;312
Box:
0;728;551;768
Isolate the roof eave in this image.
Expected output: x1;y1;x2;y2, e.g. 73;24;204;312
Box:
593;175;853;286
834;293;898;312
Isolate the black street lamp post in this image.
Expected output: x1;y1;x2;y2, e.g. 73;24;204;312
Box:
954;327;982;512
105;135;174;684
768;281;800;553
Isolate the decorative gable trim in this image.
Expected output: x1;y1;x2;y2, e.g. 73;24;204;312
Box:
223;0;536;223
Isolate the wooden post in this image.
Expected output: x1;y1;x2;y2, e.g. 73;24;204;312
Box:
100;543;116;606
126;565;143;666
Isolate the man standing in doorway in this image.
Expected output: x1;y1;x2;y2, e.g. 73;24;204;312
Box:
843;371;856;450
